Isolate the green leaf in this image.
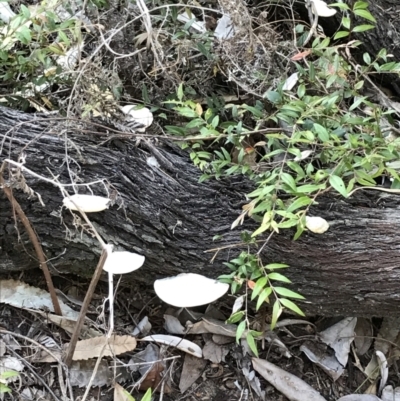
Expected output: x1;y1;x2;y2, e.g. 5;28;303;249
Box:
281;173;297;192
274;287;305;299
268;272;292;283
256;287;272;310
177;83;184;101
0;383;11;393
123;389;137;401
236;320;246;343
142;388;152;401
0;371;18;379
329;2;350;10
329;175;348;197
271;300;282;329
265;263;289;270
228;311;245;324
287;196;312;213
251;223;270;237
251;277;267;300
353;9;376;23
246;332;259;357
353;24;375;32
264;91;282;103
296;184;325;193
175;106;198;118
334;30;350;39
280;298;305;316
342;16;351;30
314;123;329;142
277;219;298;228
353;1;369;10
363;52;371;65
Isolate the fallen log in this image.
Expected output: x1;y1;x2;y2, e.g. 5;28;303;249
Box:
0;106;399;317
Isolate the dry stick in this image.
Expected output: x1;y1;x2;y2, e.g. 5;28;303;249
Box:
0;176;62;316
64;249;108;367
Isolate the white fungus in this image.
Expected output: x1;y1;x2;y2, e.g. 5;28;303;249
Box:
154;273;229;308
62;194;111;213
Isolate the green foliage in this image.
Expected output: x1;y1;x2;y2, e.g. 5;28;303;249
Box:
0;1;80;107
162;1;400;354
122;387;152;401
0;370;19;394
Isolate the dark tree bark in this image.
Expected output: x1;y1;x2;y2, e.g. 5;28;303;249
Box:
1;106;400;318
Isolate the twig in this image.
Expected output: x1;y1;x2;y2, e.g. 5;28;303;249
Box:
303;0;318;47
64;249;108;367
6;346;61;401
0;172;62;316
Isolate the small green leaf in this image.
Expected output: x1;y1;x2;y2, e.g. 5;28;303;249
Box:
281;173;297;192
329;175;348;197
280;298;305;316
246;332;259;356
264;91;282;103
142;388;152;401
342;17;351;30
256;287;272;310
314;123;329;142
251;277;267;300
268;272;292;283
265;263;289;270
334;31;350;40
363;52;371;65
0;371;18;379
236;320;246;343
123;389;137;401
274;287;305;299
271;300;282;329
353;24;375;32
177;83;184;101
228;311;245;324
353;9;376;23
353;1;369;10
287;196;312;213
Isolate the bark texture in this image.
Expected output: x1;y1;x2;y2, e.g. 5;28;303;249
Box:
1;106;400;318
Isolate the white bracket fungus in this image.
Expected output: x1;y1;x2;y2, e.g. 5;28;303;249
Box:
154;273;229;308
305;216;329;234
309;0;337;17
62;194;110;213
103;251;145;275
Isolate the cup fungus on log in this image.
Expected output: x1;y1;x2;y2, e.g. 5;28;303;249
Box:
120;105;153;132
103;251;145;275
62;194;110;213
154;273;229;308
310;0;337;17
305;216;329;234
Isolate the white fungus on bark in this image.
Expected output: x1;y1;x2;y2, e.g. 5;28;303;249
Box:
154;273;229;307
103;251;145;274
62;194;110;213
305;216;329;234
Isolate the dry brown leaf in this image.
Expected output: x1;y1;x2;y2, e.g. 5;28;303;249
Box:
187;317;237;337
202;341;229;364
179;354;207;393
139;362;164;391
253;358;327;401
73;335;137;360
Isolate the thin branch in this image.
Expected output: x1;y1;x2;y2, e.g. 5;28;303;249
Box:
0;173;62;316
64;249;108;367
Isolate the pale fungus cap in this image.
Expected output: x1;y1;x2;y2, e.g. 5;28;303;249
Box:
103;251;145;274
62;194;110;213
305;216;329;234
154;273;229;308
120;105;153;129
310;0;337;17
